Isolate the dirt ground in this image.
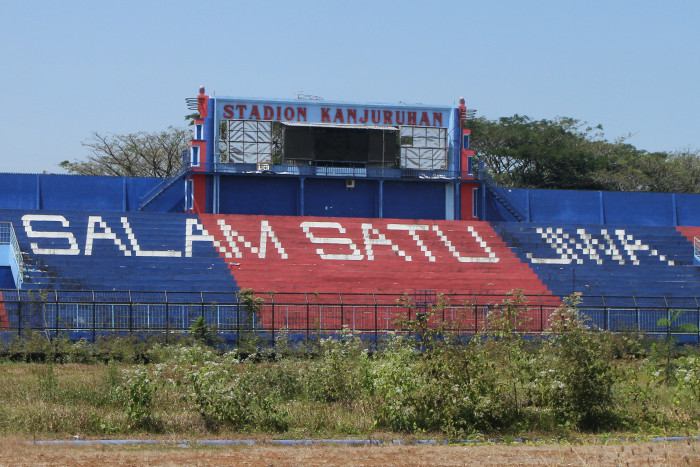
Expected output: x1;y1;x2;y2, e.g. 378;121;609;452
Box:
0;439;698;466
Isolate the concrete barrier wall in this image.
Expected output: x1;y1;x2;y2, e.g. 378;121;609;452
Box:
486;187;700;226
0;174;165;212
2;173;699;226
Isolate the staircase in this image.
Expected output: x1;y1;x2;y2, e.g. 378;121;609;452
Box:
0;222;24;289
475;162;527;221
138;167;188;211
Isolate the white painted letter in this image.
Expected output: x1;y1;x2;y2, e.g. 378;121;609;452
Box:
432;225;499;263
386;224;434;262
361;223;410;261
301;221;363;260
186;218;215;257
22;214;80;255
216;219;287;259
85;216;131;256
121;217;181;257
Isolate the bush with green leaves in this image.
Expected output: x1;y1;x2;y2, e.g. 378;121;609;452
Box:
303;327;369;403
671;354;700;422
368;334;434;432
236;289;266;354
189;316;221;347
478;289;536;428
117;366;161;431
542;296;618;430
651;309;699;384
180;359;288;432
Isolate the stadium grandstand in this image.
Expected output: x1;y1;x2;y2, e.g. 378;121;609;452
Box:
0;87;698;344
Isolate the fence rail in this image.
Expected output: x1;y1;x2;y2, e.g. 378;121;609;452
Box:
213;163;461;180
0;290;698;345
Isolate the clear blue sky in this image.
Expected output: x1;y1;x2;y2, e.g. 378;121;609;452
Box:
1;0;698;174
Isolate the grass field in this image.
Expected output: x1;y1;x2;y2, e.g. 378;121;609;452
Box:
0;295;697;456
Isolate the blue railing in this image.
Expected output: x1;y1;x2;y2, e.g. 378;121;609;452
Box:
214;162;461;180
137;167;188;211
0;222;24;289
475;162;527;221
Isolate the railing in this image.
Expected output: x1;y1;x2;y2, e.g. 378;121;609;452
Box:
213;162;461;180
694;237;699;265
475;162;527;221
0;290;697;345
0;223;24;289
137;167;189;211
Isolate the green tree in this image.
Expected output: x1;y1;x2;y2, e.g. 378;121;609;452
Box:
595;148;700;193
470;115;613;190
60;126;190;178
470;115;700;193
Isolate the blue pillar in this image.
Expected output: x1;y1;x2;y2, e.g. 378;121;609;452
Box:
454;181;461;221
525;190;530;222
36;174;42;210
122;178;127;211
672;193;678;226
378;179;384;218
299;177;305;216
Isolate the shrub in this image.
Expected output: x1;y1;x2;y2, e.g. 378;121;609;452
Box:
189;316;220;348
117;366;161;431
184;360;288;432
368;335;433;432
543;296;618;430
303;327;369;403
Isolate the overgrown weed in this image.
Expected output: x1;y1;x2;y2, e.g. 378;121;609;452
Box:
0;293;697;438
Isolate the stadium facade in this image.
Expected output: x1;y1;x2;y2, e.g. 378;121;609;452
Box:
0;87;698;342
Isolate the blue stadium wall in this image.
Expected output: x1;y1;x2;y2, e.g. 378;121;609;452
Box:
216;175;452;219
481;186;700;226
0;173;183;213
2;173;699;227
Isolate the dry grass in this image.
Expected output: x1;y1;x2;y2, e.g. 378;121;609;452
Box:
0;438;697;466
0;359;697;441
0;361;698;464
0;363;382;438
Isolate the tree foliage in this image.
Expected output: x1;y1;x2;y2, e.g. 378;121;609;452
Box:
470;115;700;193
60;126;189;178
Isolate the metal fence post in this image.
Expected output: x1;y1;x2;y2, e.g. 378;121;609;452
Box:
128;291;133;335
270;292;275;346
17;292;22;339
236;298;240;348
340;292;344;332
305;292;310;343
54;290;59;340
442;298;446;326
601;296;608;332
91;291;96;343
696;297;700;344
373;293;378;349
165;291;169;344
